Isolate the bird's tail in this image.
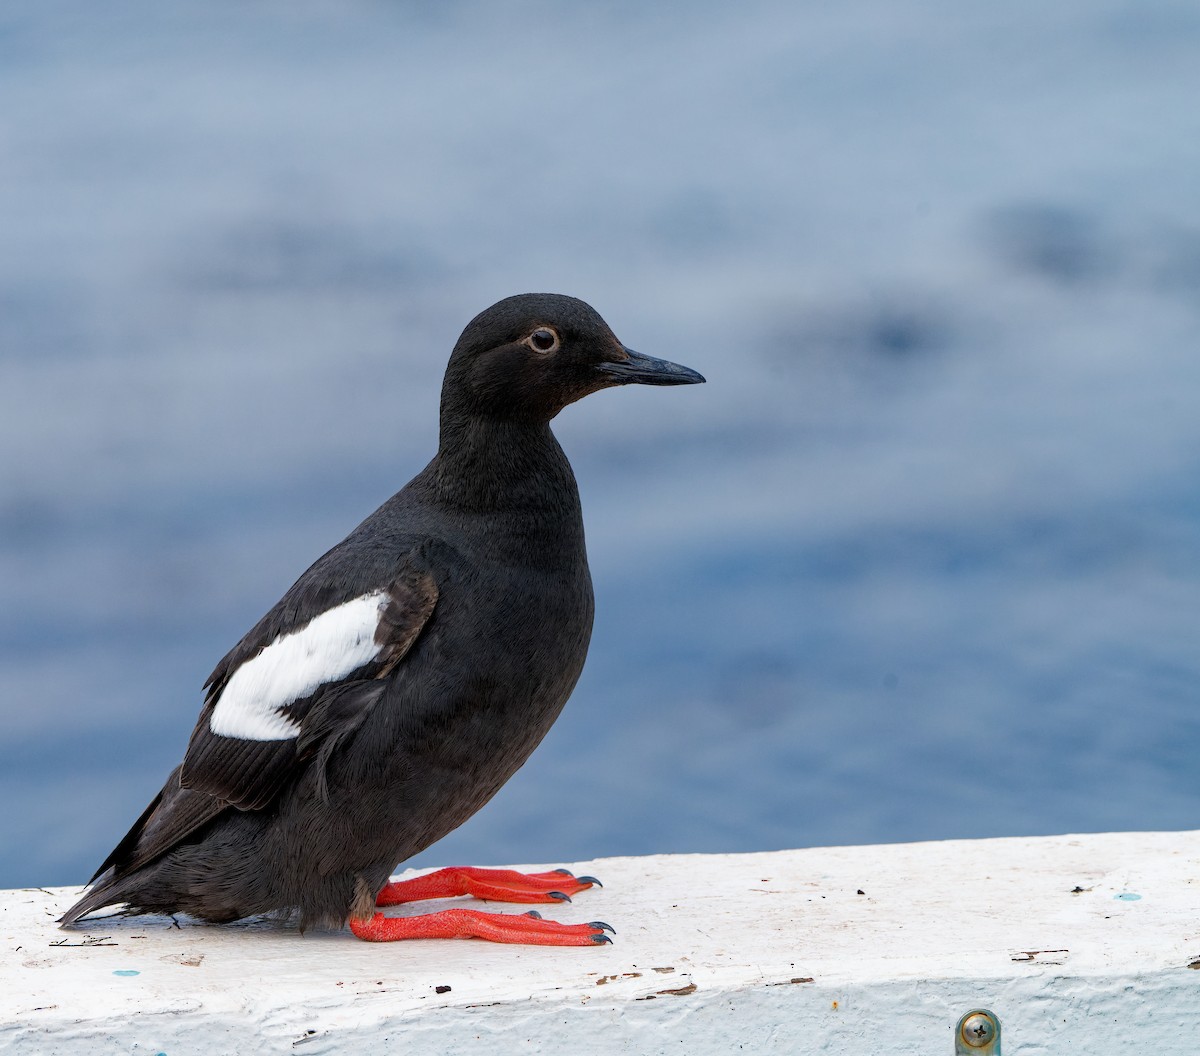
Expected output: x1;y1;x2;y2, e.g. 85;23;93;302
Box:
58;870;131;926
59;765;228;928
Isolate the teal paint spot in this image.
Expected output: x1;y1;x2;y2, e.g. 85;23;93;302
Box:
112;969;141;976
1113;892;1142;901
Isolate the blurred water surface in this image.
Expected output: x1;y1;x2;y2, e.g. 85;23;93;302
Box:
2;1;1199;888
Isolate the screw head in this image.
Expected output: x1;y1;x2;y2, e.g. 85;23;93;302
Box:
960;1012;996;1047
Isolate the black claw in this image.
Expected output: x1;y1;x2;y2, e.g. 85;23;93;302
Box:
547;891;572;902
553;868;574;876
588;921;616;935
590;933;614;945
576;875;602;888
524;910;543;919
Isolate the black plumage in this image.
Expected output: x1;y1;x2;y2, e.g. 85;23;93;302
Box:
61;293;703;934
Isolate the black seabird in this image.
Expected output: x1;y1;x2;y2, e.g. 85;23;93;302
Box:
61;293;704;946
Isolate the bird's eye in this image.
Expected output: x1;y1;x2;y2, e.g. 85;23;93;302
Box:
528;328;559;353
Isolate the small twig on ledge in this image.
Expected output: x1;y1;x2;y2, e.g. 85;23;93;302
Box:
49;936;118;947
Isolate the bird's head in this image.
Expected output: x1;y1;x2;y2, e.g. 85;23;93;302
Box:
442;293;705;423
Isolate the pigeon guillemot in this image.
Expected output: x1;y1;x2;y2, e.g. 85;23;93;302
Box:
61;293;704;946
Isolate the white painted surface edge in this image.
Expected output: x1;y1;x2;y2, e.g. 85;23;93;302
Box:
3;830;1200;1055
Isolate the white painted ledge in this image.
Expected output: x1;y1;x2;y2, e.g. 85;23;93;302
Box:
3;830;1200;1054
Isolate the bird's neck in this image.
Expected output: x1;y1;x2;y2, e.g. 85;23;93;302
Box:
428;414;581;520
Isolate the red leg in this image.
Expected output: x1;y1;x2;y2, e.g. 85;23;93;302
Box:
375;866;600;906
350;908;614;946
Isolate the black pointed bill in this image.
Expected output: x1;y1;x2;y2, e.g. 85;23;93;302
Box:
596;347;706;387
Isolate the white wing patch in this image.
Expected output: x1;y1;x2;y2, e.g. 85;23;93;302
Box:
209;590;390;741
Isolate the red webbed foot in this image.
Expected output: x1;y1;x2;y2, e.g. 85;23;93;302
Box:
375;866;601;907
350;908;614;946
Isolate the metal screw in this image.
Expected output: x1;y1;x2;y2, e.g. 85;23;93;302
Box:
962;1014;993;1044
955;1009;1001;1053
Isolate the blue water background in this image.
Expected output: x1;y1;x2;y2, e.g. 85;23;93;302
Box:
2;1;1199;888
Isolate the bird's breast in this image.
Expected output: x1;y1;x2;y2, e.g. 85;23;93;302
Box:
337;550;593;857
371;543;593;762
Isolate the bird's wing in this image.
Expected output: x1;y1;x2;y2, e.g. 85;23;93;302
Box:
178;558;438;812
